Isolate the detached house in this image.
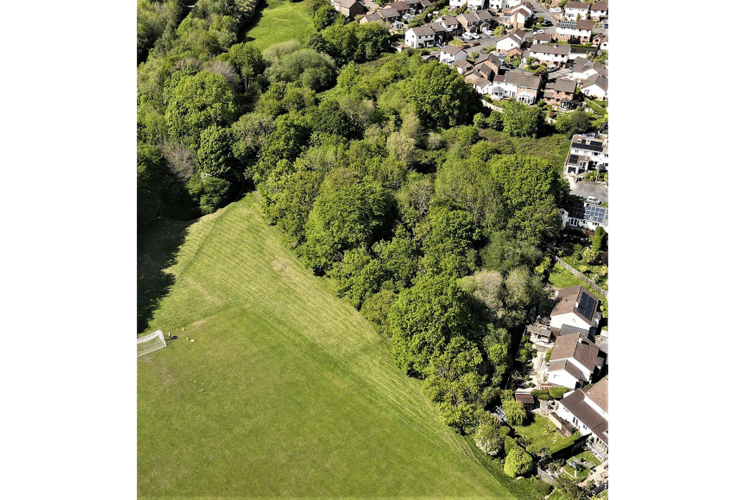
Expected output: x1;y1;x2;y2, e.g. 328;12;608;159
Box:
437;15;461;35
496;28;526;53
543;78;577;109
556;19;594;43
440;45;468;65
489;0;522;10
564;1;590;21
360;13;386;24
555;378;609;460
405;25;436;48
581;74;608;100
457;12;483;33
549;285;602;333
377;6;401;24
546;333;603;389
560;202;609;232
590;1;608;20
331;0;367;19
533;32;553;44
569;57;607;82
489;70;542;104
499;5;533;30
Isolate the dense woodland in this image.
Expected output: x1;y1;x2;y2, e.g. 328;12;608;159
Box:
137;0;585;476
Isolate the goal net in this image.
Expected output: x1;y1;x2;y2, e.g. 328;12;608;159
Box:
137;330;166;357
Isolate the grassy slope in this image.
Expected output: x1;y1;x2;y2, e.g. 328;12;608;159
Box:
243;0;316;52
138;193;524;499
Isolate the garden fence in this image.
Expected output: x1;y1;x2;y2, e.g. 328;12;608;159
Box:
536;466;556;485
552;255;608;298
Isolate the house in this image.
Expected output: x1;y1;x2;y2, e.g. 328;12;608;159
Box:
591;32;607;49
489;0;522;10
555;19;594;43
569;57;607;82
427;22;450;42
560;201;609;232
496;28;526;53
555;378;609;460
499;4;533;30
455;59;474;75
590;1;608;20
440;45;468;64
457;12;483;33
581;74;608;100
546;333;603;389
514;392;535;410
525;44;570;67
564;1;590;21
467;0;487;10
387;1;411;18
437;15;461;34
449;0;468;9
360;12;386;24
377;6;401;23
549;285;602;333
543;78;577;108
331;0;367;19
465;72;493;94
599;36;609;51
404;25;436;48
488;69;541;104
533;32;553;44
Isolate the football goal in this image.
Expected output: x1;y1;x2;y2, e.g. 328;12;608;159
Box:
137;330;167;357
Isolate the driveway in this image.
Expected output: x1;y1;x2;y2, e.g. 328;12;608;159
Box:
570;181;608;204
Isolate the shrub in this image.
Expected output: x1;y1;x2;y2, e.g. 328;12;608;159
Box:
549;386;568;399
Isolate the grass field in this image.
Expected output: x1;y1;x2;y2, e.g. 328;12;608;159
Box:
138;193;530;499
243;0;315;52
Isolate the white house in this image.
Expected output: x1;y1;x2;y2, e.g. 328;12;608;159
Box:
437;15;460;32
569;58;607;82
495;29;525;52
549;285;602;332
555;378;608;459
590;1;608;20
449;0;467;9
546;333;602;389
489;0;522;9
525;44;570;66
467;0;486;10
581;74;608;100
564;1;589;21
560;202;609;232
439;45;468;65
555;19;594;43
488;70;541;104
404;25;436;48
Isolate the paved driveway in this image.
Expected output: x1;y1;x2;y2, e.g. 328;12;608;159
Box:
570;181;608;203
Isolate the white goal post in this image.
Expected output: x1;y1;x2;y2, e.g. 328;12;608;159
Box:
137;330;167;357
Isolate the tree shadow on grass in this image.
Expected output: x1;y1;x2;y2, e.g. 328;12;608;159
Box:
241;0;269;44
137;217;195;334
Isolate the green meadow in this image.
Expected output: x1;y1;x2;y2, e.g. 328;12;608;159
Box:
244;0;316;52
138;193;527;499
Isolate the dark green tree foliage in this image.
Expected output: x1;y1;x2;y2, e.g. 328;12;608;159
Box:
360;289;396;334
328;246;387;309
503;447;534;477
261;160;325;247
164;71;237;150
315;22;391;66
404;61;481;129
300;169;395;273
420;205;481;278
264;43;338;91
387;274;482;377
501;100;544;138
591;225;607;252
225;42;266;95
488;155;568;245
197;125;237;179
501;399;527;426
254;112;310;184
372;227;420;291
310;99;365;140
553;475;586;500
186;174;233;214
231;111;276;168
481;232;544;274
312;5;341;31
137;143;169;231
396;174;434;230
555;109;593;137
433;157;500;230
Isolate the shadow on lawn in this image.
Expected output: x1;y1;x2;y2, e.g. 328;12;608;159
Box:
242;0;269;43
137;217;194;334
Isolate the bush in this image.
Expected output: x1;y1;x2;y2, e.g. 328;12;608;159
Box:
549;386;568;399
545;348;553;362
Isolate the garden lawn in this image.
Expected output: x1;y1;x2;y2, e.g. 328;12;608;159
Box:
243;0;315;52
548;263;608;320
138;193;526;499
511;414;580;454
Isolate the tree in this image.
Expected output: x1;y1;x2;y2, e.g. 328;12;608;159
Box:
591;225;607;253
404;61;481;129
313;5;340;31
501;100;544;138
196;125;237;179
420;205;481;278
474;414;505;455
553;475;586;500
328;246;387;309
555;109;594;137
300;169;395;273
164;71;237;150
501;399;526;425
503;447;534;477
387;274;482;376
226;42;266;95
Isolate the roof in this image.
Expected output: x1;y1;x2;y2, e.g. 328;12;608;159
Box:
441;45;466;56
591;2;608;11
476;52;500;66
458;13;481;24
335;0;360;7
409;25;436;36
497;70;541;89
439;15;458;24
527;324;553;337
576;19;595;30
551;285;601;323
562;202;609;225
426;22;446;32
546;79;577;93
387;1;409;10
362;13;383;22
566;1;590;10
534;33;553;42
529;44;570;56
548;359;585;381
584;378;608;413
514;392;535;405
549;333;600;373
379;7;400;18
559;388;608;444
582;74;608;92
455;60;474;71
558;324;590;337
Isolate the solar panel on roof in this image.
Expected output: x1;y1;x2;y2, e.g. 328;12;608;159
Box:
577;293;596;319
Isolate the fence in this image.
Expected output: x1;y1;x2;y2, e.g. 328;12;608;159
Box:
552;255;608;298
536;466;556;485
481;99;504;113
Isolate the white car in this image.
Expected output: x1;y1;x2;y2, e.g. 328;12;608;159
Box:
586;196;601;204
471;32;481;39
462;32;474;41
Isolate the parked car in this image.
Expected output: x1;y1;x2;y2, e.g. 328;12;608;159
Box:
586;196;601;204
462;32;474;41
471;32;480;39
